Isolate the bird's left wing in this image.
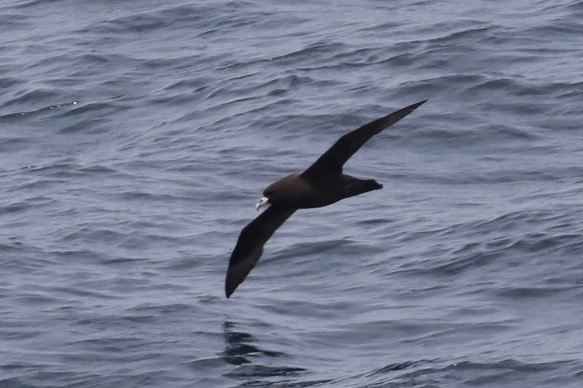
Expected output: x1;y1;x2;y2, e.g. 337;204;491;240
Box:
225;205;296;298
302;100;426;179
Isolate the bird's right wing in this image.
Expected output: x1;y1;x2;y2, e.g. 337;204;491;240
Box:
302;100;426;179
225;205;296;298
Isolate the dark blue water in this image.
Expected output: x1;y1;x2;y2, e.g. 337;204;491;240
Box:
1;0;582;386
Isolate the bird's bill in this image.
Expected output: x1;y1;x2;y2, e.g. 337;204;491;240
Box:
255;196;269;211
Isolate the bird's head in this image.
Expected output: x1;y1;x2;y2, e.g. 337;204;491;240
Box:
256;184;279;210
255;173;301;211
255;194;270;210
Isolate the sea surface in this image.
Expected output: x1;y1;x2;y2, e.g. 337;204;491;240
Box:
1;0;582;387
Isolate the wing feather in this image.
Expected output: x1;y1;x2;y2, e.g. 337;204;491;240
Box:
302;100;426;179
225;205;296;298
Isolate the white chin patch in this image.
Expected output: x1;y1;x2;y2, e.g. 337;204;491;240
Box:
255;196;269;210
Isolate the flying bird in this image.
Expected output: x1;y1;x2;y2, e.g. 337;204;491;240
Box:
225;100;427;298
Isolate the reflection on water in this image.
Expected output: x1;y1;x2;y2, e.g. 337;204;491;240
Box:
222;320;263;366
221;320;311;385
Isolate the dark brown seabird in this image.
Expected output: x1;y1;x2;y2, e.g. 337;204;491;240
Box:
225;100;427;298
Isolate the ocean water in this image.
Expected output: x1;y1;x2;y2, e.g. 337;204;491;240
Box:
1;0;582;386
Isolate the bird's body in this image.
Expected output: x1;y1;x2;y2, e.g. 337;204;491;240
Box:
225;100;427;298
262;172;382;209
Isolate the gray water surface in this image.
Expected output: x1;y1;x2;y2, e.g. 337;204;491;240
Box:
1;1;582;387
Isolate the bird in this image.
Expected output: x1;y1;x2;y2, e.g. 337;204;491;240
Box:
225;99;427;298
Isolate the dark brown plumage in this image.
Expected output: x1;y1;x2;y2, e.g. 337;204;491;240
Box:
225;100;427;298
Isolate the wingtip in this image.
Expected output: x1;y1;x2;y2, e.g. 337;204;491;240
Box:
225;279;236;299
225;267;244;298
410;99;428;110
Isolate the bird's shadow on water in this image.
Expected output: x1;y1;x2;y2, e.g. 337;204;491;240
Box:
219;320;432;387
221;320;284;366
220;320;327;386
